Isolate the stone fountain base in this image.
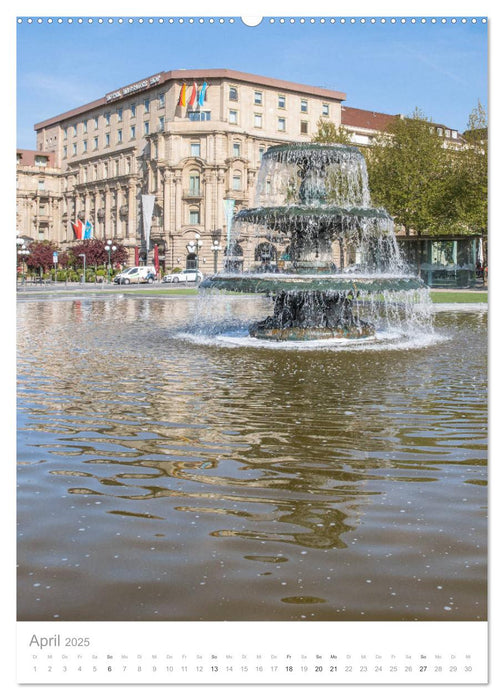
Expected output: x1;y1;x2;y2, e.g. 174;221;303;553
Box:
248;290;375;342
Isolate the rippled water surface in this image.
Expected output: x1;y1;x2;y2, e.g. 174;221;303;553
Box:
17;294;487;621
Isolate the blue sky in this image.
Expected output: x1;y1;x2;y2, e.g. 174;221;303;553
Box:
16;15;487;149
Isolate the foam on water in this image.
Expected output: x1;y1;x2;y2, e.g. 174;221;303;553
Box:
175;327;444;352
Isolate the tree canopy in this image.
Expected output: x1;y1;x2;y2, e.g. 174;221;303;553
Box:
364;106;487;237
312;105;488;239
312;118;353;145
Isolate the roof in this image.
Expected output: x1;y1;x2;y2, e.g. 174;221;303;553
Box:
34;68;347;131
341;106;397;131
16;149;56;167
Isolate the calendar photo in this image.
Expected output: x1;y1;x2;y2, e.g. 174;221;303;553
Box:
15;7;489;686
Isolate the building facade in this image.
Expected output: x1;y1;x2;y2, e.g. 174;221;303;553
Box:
24;69;346;273
17;67;476;283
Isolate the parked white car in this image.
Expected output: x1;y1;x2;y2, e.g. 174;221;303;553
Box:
162;269;204;284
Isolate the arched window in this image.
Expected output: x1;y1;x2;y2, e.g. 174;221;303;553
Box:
189;170;201;196
232;170;242;191
189;207;200;225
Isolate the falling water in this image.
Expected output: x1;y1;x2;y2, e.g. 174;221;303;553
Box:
201;143;432;343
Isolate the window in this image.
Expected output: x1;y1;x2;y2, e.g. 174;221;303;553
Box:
73;124;77;136
130;125;136;139
258;146;265;161
158;92;165;108
38;179;45;190
278;117;286;131
189;172;201;196
452;130;458;138
189;208;200;224
158;116;165;132
105;134;110;147
83;120;88;133
131;103;136;117
105;113;111;126
34;155;48;166
94;117;99;129
322;104;329;116
229;110;238;124
63;146;67;158
117;129;123;144
254;114;263;128
232;172;242;190
229;86;238;101
254;91;263;105
191;142;201;157
189;111;211;121
83;140;88;152
144;121;150;135
72;144;77;156
117;107;123;122
437;127;443;136
300;121;308;134
278;94;286;109
233;142;241;157
93;137;98;150
63;127;68;139
300;99;308;113
144;98;150;113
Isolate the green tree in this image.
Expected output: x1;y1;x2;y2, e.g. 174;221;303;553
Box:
457;101;488;236
364;108;449;236
312;118;353;145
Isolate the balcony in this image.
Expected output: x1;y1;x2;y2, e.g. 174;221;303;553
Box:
183;189;203;200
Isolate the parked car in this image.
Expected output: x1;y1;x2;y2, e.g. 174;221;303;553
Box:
162;269;204;284
114;266;156;284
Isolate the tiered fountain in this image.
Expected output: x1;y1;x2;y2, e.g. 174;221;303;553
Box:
201;143;428;342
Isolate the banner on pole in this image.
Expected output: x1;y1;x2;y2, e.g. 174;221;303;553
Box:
141;195;156;257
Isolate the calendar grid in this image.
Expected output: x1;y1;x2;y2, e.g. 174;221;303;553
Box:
17;621;488;684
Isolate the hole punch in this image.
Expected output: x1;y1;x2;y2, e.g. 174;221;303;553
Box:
241;17;263;26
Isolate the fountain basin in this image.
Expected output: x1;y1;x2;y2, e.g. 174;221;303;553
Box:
200;273;426;295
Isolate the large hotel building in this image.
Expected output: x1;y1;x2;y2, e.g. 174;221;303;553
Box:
16;68;465;275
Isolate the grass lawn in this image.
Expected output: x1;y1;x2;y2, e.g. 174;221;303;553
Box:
429;290;488;303
96;287;489;303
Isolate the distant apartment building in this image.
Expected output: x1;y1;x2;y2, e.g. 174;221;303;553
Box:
17;68;468;276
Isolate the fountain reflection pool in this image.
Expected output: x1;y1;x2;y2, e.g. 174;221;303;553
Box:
17;294;487;622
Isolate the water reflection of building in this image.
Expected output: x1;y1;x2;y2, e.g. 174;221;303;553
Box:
17;68;480;286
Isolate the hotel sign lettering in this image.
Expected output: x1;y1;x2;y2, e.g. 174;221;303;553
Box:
106;74;162;102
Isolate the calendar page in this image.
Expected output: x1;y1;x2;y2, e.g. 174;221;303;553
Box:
13;2;490;692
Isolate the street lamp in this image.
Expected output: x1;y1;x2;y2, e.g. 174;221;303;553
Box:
186;233;203;271
17;245;29;283
79;253;86;284
211;239;222;273
104;239;117;283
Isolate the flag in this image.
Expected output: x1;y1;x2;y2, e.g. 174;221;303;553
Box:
134;246;139;266
198;81;208;106
178;83;187;106
83;220;93;239
71;220;83;239
188;82;197;107
141;194;156;254
223;198;235;259
154;244;159;274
